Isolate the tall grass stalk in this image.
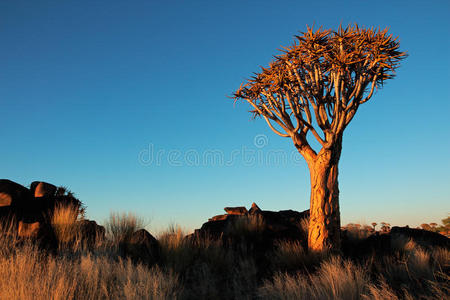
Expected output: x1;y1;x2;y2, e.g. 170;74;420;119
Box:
105;212;145;244
51;203;81;245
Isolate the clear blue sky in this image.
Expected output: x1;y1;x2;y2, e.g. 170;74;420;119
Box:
1;0;449;231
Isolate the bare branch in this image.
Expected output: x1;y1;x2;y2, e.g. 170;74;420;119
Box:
263;116;291;137
359;74;378;104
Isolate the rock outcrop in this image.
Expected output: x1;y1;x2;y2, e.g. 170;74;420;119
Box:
78;219;106;248
120;229;160;265
193;203;309;250
390;226;450;249
187;203;309;278
0;179;103;249
31;181;57;198
0;179;33;210
341;226;450;258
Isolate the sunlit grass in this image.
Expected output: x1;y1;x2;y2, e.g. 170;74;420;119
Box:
51;203;81;245
105;212;146;244
0;216;448;299
0;246;181;300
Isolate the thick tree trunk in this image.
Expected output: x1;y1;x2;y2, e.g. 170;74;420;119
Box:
306;138;342;252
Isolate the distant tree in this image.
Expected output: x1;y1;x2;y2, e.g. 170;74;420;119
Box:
429;223;438;232
380;222;391;233
420;223;432;231
433;217;450;233
233;25;406;252
363;225;373;231
371;222;377;231
437;216;450;236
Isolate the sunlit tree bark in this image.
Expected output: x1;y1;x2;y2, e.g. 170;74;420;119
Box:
233;25;406;252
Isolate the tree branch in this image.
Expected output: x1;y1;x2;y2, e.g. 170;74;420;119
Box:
263;116;290;137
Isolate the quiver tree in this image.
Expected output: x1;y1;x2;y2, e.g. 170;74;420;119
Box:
233;25;406;252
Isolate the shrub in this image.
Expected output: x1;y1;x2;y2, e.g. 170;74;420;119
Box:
105;212;145;244
51;203;82;245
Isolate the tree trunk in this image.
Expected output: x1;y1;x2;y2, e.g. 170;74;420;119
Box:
306;138;342;252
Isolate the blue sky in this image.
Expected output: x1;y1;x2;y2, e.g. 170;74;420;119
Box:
1;0;449;231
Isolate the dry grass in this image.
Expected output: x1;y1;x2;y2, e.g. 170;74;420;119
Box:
260;234;450;300
431;247;450;270
299;217;309;235
105;212;145;244
259;256;369;300
157;224;259;299
363;279;403;300
0;216;448;299
158;224;186;253
226;214;265;237
272;240;308;271
0;224;181;300
157;225;195;273
0;246;181;300
51;203;82;245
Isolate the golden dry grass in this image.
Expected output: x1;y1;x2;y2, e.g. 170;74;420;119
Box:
0;224;181;300
105;212;145;244
0;217;448;299
51;203;81;244
259;256;368;300
0;247;181;300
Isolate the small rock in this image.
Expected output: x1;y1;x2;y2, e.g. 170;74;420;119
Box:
0;193;12;207
249;202;261;214
122;229;160;265
224;206;248;215
209;214;228;221
18;221;41;238
78;219;105;247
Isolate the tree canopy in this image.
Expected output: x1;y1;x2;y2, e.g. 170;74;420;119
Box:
234;25;407;157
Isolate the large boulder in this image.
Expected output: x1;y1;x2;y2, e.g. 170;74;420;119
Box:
342;226;450;259
390;226;450;249
78;219;105;248
30;181;57;198
121;229;160;265
0;179;32;209
17;220;57;250
18;221;41;238
342;231;392;258
0;179;91;254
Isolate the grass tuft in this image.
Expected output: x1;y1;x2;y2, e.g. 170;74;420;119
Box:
105;212;145;244
51;203;81;245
